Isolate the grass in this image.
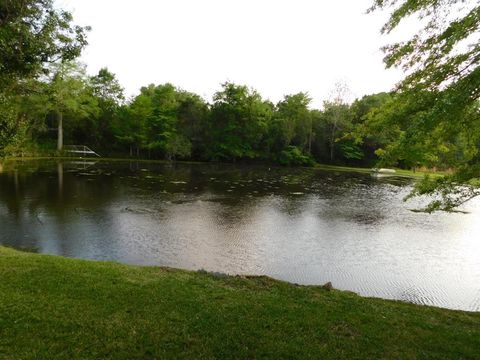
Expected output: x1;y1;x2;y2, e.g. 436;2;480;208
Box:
314;163;448;179
0;246;479;359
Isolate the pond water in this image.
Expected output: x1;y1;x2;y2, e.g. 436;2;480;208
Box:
0;160;479;311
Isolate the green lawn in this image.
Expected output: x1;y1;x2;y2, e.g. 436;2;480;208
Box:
0;246;479;359
314;163;447;179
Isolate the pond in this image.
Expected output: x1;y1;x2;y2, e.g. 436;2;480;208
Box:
0;159;479;311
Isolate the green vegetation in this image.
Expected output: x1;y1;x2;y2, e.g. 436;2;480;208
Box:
0;0;89;154
368;0;480;210
1;246;479;359
0;69;392;168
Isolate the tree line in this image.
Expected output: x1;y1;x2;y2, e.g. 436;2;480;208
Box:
1;60;398;167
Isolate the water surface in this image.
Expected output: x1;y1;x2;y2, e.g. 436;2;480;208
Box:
1;160;479;311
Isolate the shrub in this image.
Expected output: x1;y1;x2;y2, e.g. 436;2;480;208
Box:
277;146;315;166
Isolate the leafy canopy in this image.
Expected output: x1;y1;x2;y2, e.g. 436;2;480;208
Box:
0;0;89;87
0;0;89;154
370;0;480;211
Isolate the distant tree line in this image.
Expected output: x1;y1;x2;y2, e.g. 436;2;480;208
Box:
3;56;477;172
0;1;409;168
1;60;401;167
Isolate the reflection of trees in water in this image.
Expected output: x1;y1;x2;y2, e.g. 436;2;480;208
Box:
312;176;413;227
0;161;118;216
321;189;387;226
114;162;323;199
0;160;416;248
88;162;413;228
270;195;312;217
0;161;120;253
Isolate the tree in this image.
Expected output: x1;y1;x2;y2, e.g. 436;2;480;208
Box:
309;109;329;162
209;82;272;161
323;82;351;162
90;68;124;146
44;62;98;150
90;68;124;111
348;92;394;164
274;93;312;153
0;0;89;87
113;83;205;160
143;83;185;158
0;93;28;155
370;0;480;211
114;90;151;157
176;92;209;159
0;0;89;154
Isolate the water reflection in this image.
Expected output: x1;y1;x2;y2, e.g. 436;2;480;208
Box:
0;159;479;311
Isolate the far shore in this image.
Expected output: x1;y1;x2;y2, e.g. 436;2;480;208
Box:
0;155;448;179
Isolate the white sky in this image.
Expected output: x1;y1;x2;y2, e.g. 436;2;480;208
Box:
59;0;406;108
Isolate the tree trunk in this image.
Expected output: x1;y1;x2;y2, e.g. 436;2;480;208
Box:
57;111;63;151
308;119;313;154
330;127;336;161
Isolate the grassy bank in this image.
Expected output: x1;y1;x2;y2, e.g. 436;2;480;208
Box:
314;163;448;179
0;247;478;359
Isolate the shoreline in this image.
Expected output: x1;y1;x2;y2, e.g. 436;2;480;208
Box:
1;156;447;179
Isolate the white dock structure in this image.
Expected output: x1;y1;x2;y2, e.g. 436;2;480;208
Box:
63;145;101;157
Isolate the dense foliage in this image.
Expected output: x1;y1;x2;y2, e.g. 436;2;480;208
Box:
369;0;480;210
0;0;89;154
1;64;398;167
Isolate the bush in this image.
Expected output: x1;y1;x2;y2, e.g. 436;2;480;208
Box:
277;146;315;166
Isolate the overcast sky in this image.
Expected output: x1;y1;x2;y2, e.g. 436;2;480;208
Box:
59;0;406;108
